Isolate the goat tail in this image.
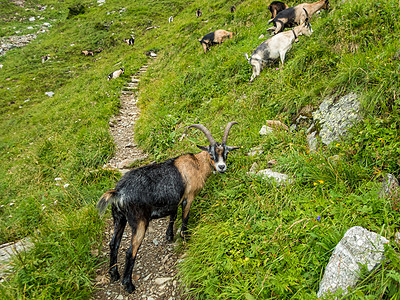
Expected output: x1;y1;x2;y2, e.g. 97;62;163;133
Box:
244;53;250;62
97;189;117;218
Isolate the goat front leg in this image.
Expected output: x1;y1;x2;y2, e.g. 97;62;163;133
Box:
180;196;194;241
122;218;148;294
166;208;178;242
274;20;284;34
109;207;127;282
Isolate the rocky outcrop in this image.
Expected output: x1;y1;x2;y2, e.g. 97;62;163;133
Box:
312;93;361;145
317;226;389;298
0;34;37;56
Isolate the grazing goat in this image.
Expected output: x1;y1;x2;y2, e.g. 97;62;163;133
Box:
168;16;174;23
41;54;50;63
196;8;202;17
107;68;125;81
198;29;235;53
124;35;135;46
230;5;236;13
81;50;94;56
268;1;289;18
245;15;312;82
97;122;239;293
267;0;330;34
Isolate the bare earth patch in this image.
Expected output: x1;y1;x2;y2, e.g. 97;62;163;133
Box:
91;62;186;300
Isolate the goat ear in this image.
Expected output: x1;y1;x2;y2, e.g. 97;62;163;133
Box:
197;145;209;151
226;146;240;152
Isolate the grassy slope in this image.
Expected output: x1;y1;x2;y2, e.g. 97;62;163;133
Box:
0;0;399;298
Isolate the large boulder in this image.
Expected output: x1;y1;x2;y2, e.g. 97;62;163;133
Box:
312;93;361;145
317;226;389;298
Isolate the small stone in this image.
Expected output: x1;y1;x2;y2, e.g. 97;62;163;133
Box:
155;277;172;285
247;145;263;156
116;295;123;300
259;125;273;135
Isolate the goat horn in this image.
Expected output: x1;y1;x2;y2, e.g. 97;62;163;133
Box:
222;121;238;145
189;124;216;146
303;8;309;19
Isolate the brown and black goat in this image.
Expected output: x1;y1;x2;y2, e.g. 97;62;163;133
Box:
267;0;330;34
268;1;289;19
97;122;239;293
230;5;236;13
107;68;125;81
124;35;135;46
198;29;235;53
196;8;202;17
81;50;94;56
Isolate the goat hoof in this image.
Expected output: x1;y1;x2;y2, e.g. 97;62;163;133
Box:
180;231;188;242
109;269;120;282
124;282;136;294
166;234;174;242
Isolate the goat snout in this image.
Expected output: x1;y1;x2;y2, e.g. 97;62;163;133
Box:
217;164;227;173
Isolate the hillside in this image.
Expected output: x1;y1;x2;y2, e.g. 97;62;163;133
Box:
0;0;399;299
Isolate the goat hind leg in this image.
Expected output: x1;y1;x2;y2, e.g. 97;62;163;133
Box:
109;207;127;282
166;208;178;242
122;218;148;293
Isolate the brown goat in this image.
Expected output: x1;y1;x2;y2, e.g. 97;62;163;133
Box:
267;0;330;34
198;29;235;53
81;50;94;56
268;1;289;18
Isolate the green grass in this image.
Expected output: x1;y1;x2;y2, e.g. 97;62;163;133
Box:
0;0;399;298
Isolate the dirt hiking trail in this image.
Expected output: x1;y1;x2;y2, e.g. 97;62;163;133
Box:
92;62;186;300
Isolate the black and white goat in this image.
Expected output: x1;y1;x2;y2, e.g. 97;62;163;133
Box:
107;68;125;81
124;35;135;46
267;0;330;34
245;13;312;82
97;122;239;293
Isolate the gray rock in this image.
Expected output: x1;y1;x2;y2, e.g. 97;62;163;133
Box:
379;173;399;199
155;277;172;285
0;238;34;282
247;145;263;156
312;93;361;145
395;232;400;245
307;131;318;151
45;91;54;97
249;168;292;185
317;226;389;298
259;125;273;135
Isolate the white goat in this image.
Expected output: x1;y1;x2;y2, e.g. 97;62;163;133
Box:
107;68;125;81
245;17;312;82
